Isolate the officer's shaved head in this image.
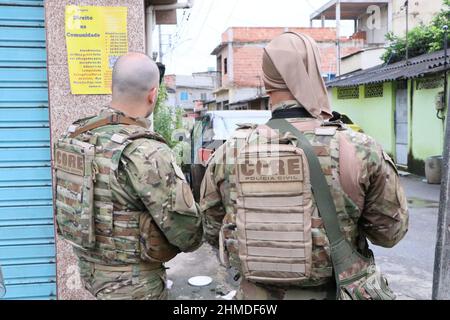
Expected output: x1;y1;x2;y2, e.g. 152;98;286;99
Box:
112;52;159;99
111;52;160;118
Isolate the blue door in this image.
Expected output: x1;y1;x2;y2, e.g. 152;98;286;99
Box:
0;0;56;300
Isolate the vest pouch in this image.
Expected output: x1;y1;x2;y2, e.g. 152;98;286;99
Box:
139;213;180;263
54;140;96;250
235;143;313;286
338;263;396;300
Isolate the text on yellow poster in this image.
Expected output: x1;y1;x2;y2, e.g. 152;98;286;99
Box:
65;6;128;95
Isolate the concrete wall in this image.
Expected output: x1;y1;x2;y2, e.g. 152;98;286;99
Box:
410;78;446;165
358;4;389;44
174;87;214;110
331;82;396;155
331;76;448;174
45;0;146;300
392;0;443;36
341;48;386;75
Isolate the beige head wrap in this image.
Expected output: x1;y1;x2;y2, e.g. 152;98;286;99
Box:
262;32;332;120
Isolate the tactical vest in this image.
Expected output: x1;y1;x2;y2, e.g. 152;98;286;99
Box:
54;113;180;265
222;123;362;287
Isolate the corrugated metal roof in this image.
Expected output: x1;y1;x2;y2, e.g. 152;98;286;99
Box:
327;50;450;88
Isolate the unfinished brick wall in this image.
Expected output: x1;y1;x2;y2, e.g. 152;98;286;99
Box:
223;27;337;43
216;27;365;89
233;46;265;88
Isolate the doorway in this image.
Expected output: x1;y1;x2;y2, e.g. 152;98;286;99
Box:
395;81;409;166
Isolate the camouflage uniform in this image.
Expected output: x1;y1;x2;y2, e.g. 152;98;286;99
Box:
173;140;192;168
200;101;409;300
58;107;203;300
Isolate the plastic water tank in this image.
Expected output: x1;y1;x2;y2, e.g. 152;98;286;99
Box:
425;156;443;184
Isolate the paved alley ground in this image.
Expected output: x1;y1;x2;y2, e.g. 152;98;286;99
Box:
166;175;442;300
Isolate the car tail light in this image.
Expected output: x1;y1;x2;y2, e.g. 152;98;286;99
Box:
198;148;214;165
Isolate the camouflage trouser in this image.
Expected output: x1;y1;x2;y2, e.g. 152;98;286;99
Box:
237;279;336;300
78;259;167;300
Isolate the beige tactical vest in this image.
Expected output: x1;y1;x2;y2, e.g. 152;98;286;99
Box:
223;124;361;287
54;114;179;265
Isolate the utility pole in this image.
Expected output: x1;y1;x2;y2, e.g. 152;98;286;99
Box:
405;0;409;63
432;25;450;300
158;25;164;64
336;0;341;76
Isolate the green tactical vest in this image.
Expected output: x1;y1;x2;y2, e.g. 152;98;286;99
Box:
54;111;179;265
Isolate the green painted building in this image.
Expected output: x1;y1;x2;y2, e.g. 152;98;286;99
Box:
328;50;449;175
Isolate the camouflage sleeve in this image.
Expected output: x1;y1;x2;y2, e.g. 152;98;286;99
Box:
359;142;409;248
200;146;227;249
122;139;203;253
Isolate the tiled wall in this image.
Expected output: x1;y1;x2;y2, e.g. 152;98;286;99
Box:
44;0;146;300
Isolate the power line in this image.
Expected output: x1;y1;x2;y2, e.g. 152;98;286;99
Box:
223;0;239;27
190;0;216;50
305;0;315;10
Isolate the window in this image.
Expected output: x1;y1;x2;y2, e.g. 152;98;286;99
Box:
180;91;189;101
200;93;207;101
365;83;384;98
416;76;444;90
224;58;228;75
337;86;360;100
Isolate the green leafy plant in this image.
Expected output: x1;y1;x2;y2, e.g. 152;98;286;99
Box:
153;84;186;148
382;0;450;63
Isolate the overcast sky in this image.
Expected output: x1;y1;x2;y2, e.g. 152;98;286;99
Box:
154;0;354;75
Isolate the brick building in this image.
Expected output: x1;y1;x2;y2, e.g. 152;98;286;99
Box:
210;27;363;110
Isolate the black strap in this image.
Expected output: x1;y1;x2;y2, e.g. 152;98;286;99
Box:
271;107;314;120
267;119;361;278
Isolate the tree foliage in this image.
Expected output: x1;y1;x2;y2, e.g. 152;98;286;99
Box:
382;0;450;64
153;84;186;148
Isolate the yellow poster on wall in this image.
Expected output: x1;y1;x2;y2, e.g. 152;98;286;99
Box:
65;6;128;95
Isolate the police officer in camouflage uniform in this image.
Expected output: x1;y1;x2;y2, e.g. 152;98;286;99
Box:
54;53;203;300
200;33;409;300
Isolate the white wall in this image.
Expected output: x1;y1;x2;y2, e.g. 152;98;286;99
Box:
341;48;386;75
392;0;443;36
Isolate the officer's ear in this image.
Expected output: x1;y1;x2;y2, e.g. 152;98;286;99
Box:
148;87;159;106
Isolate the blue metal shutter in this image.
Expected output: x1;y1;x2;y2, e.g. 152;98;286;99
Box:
0;0;56;300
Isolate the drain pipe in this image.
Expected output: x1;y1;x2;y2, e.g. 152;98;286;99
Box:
146;0;195;57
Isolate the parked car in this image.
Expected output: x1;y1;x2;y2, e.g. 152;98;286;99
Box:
0;265;5;298
190;110;272;201
188;110;363;201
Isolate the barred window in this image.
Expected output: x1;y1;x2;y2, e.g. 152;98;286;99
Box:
416;76;444;90
365;83;384;98
337;86;360;100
